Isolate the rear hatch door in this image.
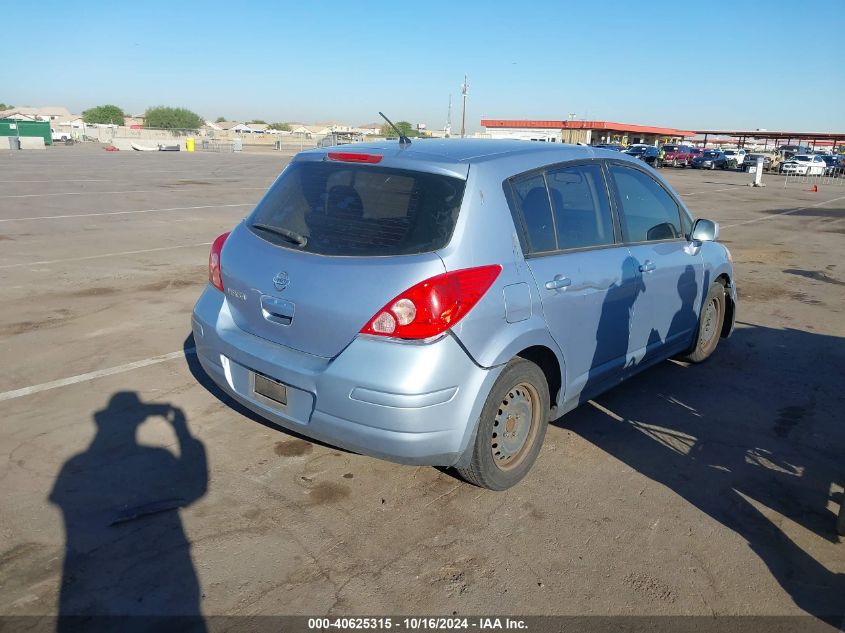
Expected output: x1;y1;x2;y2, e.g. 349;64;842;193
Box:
220;157;467;359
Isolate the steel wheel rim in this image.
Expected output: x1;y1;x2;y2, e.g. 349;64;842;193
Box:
491;382;540;471
701;296;720;345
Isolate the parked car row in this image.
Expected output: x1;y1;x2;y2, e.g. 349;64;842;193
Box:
590;142;845;176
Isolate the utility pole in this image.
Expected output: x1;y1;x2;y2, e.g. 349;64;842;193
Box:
460;75;468;139
445;94;452;138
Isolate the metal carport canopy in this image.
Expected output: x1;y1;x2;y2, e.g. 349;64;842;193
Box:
693;130;845;142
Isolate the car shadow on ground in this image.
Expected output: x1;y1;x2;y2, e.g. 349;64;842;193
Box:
556;322;845;625
50;392;208;631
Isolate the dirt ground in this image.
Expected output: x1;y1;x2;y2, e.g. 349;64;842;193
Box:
1;145;843;629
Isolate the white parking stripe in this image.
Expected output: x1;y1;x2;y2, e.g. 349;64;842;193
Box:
0;348;196;402
682;186;745;196
722;194;845;228
0;186;266;199
0;242;212;269
0;179;110;183
0;203;252;222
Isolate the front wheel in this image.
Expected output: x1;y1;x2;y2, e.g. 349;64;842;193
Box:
456;357;550;490
682;282;726;363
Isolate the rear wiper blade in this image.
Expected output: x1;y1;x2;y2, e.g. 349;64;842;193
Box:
252;223;308;247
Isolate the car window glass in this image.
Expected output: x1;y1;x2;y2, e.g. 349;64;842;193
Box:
510;174;556;253
546;163;615;249
609;165;682;242
248;163;466;256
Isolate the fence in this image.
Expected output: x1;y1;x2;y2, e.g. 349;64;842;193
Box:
782;165;845;188
48;123;383;153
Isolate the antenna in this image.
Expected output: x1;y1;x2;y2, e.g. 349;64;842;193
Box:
378;111;411;145
460;75;468;138
446;94;452;138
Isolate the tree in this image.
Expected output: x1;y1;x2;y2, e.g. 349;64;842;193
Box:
0;103;12;111
215;116;226;123
268;122;291;131
144;106;204;130
380;120;419;138
248;119;267;125
82;104;126;125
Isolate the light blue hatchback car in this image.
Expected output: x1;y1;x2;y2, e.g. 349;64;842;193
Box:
192;139;736;489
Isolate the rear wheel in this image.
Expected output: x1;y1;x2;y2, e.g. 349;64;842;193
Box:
456;357;550;490
683;282;726;363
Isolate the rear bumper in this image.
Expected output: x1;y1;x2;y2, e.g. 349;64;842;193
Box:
191;286;502;466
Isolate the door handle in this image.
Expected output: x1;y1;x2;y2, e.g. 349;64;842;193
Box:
545;275;572;290
639;260;656;273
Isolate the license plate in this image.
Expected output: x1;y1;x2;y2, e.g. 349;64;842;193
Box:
254;373;288;406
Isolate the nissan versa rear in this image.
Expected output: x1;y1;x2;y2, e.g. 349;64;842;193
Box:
192;139;736;490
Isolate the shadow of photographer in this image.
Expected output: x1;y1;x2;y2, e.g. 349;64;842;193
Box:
50;392;208;631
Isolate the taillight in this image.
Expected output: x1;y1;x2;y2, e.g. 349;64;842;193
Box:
327;152;383;164
208;232;230;291
360;265;502;340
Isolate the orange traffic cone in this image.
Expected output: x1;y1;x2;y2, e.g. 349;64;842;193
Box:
809;184;818;192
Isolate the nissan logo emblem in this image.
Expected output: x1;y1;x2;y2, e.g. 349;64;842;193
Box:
273;271;290;291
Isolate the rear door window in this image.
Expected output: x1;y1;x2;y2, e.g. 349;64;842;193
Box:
609;164;683;243
248;162;466;256
508;174;557;254
546;163;615;249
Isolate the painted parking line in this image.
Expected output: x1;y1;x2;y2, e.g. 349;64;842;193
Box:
0;348;196;402
0;242;212;270
0;179;111;183
0;203;253;223
0;186;266;199
722;194;845;228
681;186;747;196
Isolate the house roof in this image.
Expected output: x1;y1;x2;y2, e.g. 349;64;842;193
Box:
1;106;72;119
481;119;695;137
215;120;242;130
357;122;383;129
248;123;269;131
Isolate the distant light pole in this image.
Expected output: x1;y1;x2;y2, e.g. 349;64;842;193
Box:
460;75;468;139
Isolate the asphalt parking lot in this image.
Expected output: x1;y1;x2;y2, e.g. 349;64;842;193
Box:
1;146;843;627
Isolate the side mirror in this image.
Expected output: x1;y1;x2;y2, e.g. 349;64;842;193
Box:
691;218;719;242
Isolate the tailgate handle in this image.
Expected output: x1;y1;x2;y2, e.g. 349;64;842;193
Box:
260;295;295;326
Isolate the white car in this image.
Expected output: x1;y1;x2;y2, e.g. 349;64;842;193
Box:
722;149;747;167
51;128;71;143
780;154;827;175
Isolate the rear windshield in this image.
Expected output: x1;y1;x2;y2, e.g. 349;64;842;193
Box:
247;162;466;256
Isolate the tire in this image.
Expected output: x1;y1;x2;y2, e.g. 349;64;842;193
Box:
683;282;726;363
456;357;550;490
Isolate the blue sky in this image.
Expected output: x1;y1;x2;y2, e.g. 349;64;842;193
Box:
2;0;843;131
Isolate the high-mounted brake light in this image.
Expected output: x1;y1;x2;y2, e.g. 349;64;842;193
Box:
208;232;230;291
360;265;502;340
327;152;383;164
